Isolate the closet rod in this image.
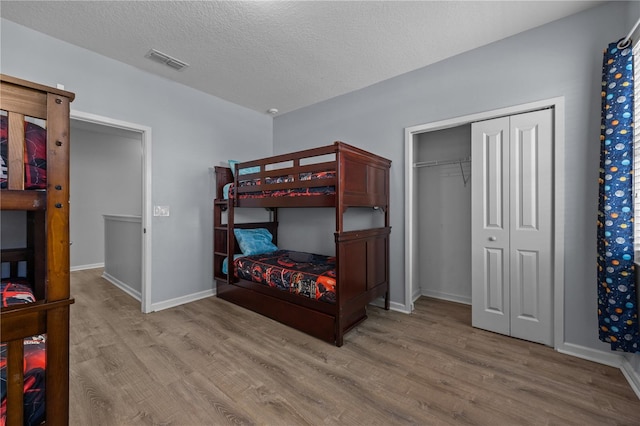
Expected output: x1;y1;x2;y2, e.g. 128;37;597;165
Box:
618;16;640;48
414;156;471;168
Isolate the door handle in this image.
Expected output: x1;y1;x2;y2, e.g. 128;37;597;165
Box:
489;236;497;241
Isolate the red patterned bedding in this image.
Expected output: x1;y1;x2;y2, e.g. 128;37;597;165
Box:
1;280;35;307
0;280;46;426
0;114;47;190
228;171;335;199
234;250;337;303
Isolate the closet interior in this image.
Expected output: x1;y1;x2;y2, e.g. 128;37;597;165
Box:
415;124;472;305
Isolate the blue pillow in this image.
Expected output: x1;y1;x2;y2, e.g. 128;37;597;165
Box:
234;228;278;256
229;160;260;177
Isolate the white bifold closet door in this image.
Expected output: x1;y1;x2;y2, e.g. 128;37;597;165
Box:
471;109;553;346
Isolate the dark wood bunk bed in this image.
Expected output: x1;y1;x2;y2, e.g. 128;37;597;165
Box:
1;74;75;425
213;142;391;346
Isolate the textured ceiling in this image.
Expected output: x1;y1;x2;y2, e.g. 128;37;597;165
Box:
1;1;605;115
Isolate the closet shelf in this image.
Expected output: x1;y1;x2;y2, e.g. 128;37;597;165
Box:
414;156;471;168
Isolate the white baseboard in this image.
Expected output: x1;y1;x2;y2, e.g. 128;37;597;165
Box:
555;342;623;368
421;289;471;305
621;357;640;399
152;290;409;314
71;262;104;272
389;300;412;314
556;342;640;400
150;289;215;312
102;272;141;301
369;297;412;314
414;298;637;398
384;295;640;399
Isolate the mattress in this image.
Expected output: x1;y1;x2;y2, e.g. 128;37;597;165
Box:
0;280;46;426
233;250;336;304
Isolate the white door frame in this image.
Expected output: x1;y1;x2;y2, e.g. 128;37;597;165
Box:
404;97;565;349
70;110;153;314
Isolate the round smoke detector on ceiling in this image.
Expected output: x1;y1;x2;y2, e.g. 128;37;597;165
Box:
267;108;279;115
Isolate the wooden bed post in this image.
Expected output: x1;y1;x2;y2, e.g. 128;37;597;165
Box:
384;167;391;311
334;230;343;347
335;145;344;234
0;74;75;426
6;341;25;424
271;208;278;245
334;144;344;346
46;305;71;425
226;201;234;285
46;92;71;302
26;210;46;300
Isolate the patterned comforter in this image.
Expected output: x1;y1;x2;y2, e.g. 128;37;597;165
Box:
0;115;48;190
225;171;335;199
234;250;336;304
0;281;46;426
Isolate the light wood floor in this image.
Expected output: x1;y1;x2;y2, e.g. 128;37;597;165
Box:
69;269;640;425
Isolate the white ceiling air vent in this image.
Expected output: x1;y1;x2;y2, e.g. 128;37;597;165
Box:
145;49;189;71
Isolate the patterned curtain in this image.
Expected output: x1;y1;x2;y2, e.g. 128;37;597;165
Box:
597;39;639;352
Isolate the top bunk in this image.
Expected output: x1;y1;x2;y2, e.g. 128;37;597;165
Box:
215;141;391;210
0;74;75;210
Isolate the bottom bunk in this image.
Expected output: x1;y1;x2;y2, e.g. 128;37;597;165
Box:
216;226;391;347
0;249;73;426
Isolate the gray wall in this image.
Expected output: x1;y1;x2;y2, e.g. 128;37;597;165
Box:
70;124;142;269
1;18;273;306
273;2;627;353
0;211;26;248
104;215;142;296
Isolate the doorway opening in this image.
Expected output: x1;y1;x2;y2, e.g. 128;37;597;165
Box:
404;97;565;348
70;110;152;313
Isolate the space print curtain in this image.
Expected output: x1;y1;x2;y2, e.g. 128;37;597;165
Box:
597;39;639;352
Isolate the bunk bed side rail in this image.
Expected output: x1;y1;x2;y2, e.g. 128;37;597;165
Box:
232;143;339;198
235;163;336;194
0;79;48;120
233;141;389;171
238;144;338;169
1;74;76;104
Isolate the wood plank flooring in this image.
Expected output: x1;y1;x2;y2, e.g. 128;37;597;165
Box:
69;269;640;425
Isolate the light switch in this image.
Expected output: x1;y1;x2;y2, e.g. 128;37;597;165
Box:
154;205;170;217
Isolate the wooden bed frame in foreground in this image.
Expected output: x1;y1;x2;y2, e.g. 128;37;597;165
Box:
213;142;391;346
1;74;75;426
